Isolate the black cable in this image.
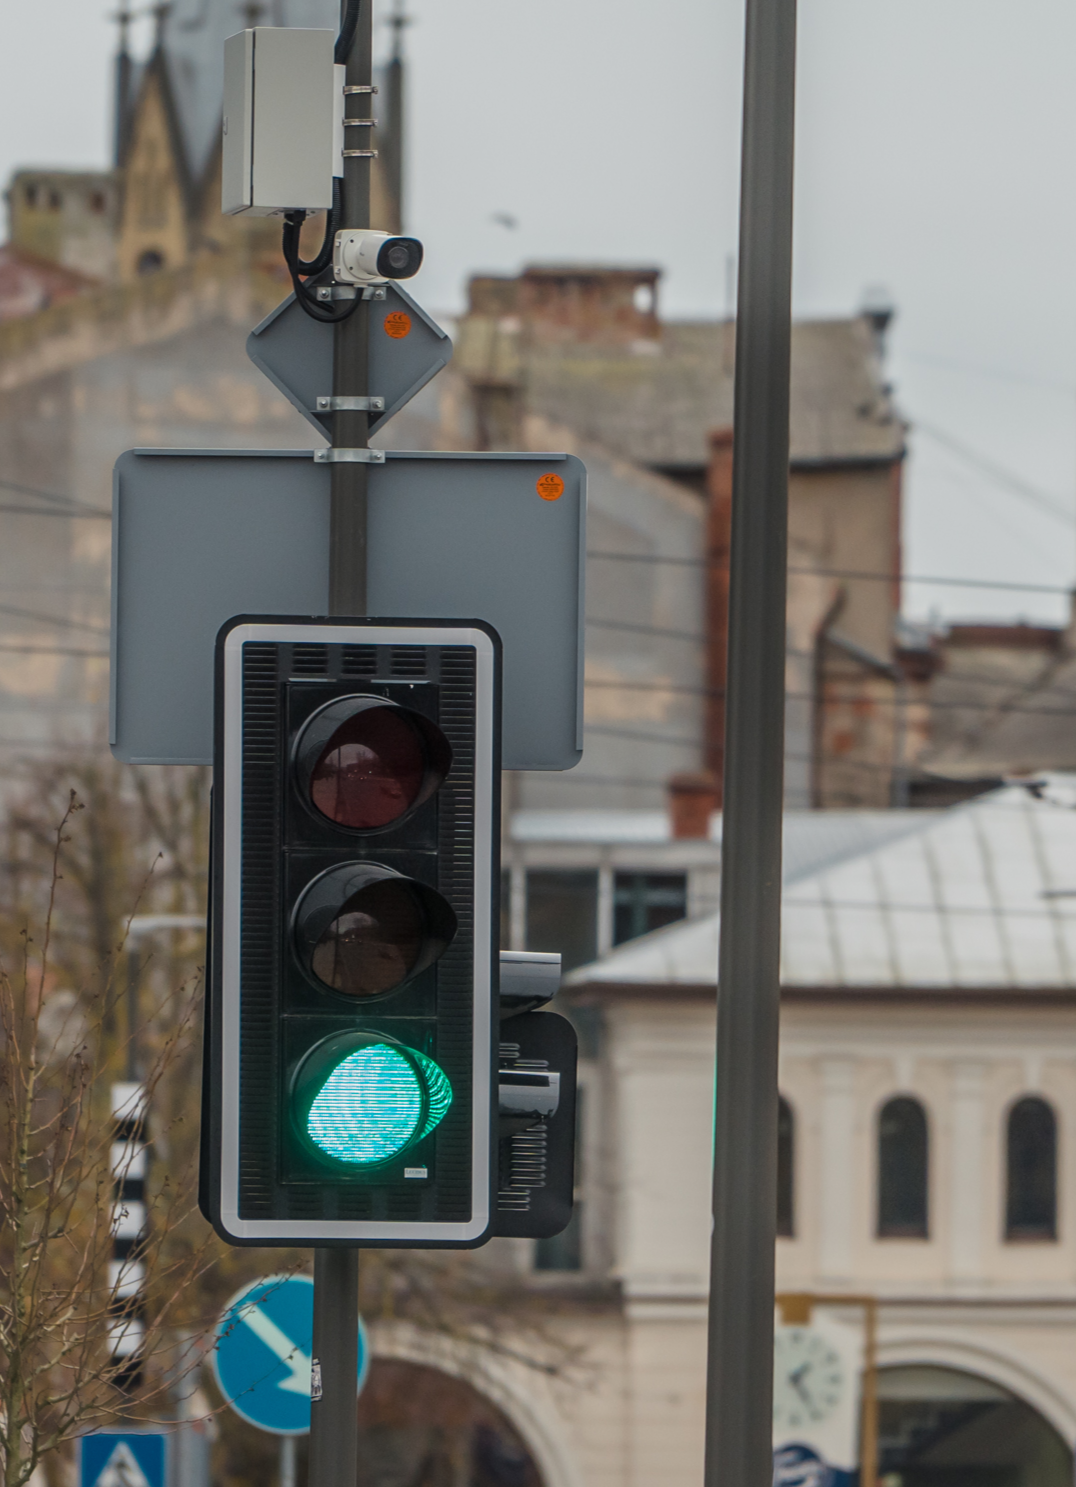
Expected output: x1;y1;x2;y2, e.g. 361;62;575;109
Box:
283;180;340;276
335;0;360;63
282;2;364;320
282;193;357;325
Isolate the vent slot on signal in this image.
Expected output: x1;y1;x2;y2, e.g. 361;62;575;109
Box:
291;644;328;676
390;647;426;677
341;645;378;677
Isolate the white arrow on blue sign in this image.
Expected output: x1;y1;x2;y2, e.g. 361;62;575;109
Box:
78;1432;167;1487
212;1274;368;1435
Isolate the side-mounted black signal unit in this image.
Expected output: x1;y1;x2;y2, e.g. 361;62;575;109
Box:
200;616;501;1247
493;952;578;1241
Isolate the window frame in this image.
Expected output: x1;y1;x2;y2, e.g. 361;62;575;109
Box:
876;1094;930;1240
1004;1095;1058;1244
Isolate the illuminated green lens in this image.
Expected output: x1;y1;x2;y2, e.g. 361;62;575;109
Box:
413;1051;453;1140
302;1041;452;1167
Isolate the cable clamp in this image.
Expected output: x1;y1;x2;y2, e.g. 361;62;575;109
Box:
313;448;386;465
343;149;378;158
343;117;378;126
315;396;385;413
344;84;378;94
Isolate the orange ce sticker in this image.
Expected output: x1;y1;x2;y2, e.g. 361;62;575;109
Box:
536;472;565;501
384;311;412;339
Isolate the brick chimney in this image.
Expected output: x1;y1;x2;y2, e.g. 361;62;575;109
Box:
667;771;719;839
705;429;734;804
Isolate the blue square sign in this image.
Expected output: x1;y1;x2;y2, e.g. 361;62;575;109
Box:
78;1432;168;1487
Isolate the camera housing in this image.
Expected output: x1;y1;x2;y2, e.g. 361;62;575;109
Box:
333;229;424;285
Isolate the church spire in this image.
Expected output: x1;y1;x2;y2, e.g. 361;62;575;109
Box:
152;2;171;51
111;4;134;167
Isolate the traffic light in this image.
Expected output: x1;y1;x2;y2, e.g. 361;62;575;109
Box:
200;616;501;1246
493;954;578;1240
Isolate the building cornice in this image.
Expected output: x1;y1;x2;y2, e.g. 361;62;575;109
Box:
568;982;1076;1007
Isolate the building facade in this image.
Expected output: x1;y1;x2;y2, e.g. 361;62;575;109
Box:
388;781;1076;1487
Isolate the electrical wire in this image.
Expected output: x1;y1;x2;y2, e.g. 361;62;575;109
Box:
587;550;1073;597
0;604;110;636
0;477;108;515
582;676;1076;720
280;0;364;324
0;505;109;519
0;644;108;657
335;0;361;63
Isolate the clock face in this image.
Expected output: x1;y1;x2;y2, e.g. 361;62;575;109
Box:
773;1328;844;1432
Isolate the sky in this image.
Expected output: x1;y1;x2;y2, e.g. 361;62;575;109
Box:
1;0;1075;627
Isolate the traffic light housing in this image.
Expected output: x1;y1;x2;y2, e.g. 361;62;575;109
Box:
201;616;500;1246
493;954;579;1241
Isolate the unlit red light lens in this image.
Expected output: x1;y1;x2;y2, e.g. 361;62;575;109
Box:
310;706;424;829
311;881;424;996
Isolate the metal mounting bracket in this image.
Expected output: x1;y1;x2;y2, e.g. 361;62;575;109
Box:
312;448;386;464
314;285;387;302
315;396;385;413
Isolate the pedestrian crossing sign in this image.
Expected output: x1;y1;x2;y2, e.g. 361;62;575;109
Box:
77;1432;168;1487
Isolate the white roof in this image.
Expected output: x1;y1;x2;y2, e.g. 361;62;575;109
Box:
568;779;1076;990
511;807;938;882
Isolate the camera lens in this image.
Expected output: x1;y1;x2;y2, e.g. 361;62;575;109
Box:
376;236;423;280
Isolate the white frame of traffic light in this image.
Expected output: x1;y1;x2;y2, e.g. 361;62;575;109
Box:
212;618;499;1246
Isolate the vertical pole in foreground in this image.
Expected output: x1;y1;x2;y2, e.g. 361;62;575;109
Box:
307;5;370;1484
329;0;373;615
703;0;797;1479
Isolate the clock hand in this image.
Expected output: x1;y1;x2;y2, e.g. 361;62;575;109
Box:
788;1363;812;1403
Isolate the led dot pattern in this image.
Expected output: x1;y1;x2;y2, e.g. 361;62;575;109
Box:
305;1043;452;1166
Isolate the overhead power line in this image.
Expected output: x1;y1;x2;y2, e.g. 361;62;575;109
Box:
0;477;109;516
587;550;1073;596
914;422;1075;527
0;604;110;637
582;676;1076;721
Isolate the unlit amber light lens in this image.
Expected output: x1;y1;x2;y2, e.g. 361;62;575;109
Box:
310;707;424;829
310;881;424;996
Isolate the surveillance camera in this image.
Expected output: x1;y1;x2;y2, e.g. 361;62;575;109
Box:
333;230;423;285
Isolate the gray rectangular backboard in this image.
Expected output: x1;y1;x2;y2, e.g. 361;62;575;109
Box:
110;448;585;771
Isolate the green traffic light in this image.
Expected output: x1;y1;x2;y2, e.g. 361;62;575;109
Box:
295;1036;452;1167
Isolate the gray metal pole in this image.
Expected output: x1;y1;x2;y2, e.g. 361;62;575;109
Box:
309;1248;359;1487
703;0;797;1476
329;0;373;614
280;1434;297;1487
306;6;368;1484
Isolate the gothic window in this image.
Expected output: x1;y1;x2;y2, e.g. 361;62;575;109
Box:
777;1096;794;1238
1006;1097;1057;1241
877;1096;929;1238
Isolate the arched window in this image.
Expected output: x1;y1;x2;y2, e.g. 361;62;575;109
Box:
1006;1097;1057;1241
776;1096;794;1238
877;1096;928;1238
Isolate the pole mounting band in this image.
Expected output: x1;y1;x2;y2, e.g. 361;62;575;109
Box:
313;448;386;464
314;285;386;302
315;396;385;413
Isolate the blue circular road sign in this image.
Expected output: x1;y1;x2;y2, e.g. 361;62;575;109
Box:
212;1274;369;1435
